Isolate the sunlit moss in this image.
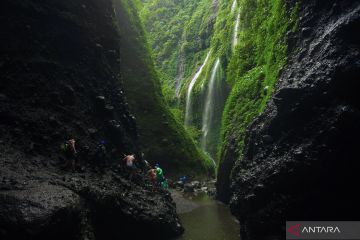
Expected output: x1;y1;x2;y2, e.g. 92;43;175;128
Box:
219;0;298;166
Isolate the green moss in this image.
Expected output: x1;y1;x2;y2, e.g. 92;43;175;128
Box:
141;0;221;161
138;0;298;173
177;0;238;162
219;0;298;167
188;0;238;93
114;0;214;178
140;0;214;105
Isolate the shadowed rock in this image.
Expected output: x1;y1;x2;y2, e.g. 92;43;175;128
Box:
227;0;360;239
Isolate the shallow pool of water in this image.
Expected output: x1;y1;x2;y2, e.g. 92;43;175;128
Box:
172;191;241;240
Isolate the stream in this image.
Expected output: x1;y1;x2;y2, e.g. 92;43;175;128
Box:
172;190;241;240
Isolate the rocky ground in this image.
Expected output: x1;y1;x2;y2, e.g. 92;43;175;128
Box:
0;149;183;240
170;179;216;214
173;179;216;195
0;0;183;239
227;0;360;239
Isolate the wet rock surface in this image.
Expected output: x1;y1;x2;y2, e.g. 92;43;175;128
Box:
225;0;360;239
0;0;183;239
0;151;183;240
174;180;216;196
216;137;237;204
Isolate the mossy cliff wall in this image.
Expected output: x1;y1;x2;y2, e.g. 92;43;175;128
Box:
229;0;360;239
217;0;298;203
116;0;214;177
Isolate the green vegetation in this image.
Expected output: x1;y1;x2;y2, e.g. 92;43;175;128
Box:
140;0;221;160
140;0;214;106
219;0;298;165
114;0;214;177
187;0;236;93
140;0;298;172
177;0;238;161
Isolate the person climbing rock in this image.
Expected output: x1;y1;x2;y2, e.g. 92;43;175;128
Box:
161;178;169;189
148;168;157;190
123;154;136;167
155;164;167;188
180;176;187;184
123;154;137;180
176;175;187;188
60;139;77;170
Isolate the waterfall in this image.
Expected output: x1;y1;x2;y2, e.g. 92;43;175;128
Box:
201;58;221;165
184;51;211;125
231;0;237;14
233;12;240;49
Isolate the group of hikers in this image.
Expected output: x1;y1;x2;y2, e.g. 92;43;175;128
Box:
122;154;168;189
148;163;169;189
61;138;169;189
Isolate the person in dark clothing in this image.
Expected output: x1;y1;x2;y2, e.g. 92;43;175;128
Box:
61;139;77;170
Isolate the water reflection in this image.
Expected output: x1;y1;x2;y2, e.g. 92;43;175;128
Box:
174;192;241;240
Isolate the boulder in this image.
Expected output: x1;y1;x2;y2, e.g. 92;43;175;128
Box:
175;181;184;188
190;181;201;189
184;183;194;193
0;184;81;240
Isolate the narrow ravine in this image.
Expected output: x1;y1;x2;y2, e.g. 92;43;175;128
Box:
1;0;359;239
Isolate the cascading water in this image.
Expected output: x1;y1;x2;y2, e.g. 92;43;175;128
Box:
231;0;237;14
184;51;211;125
201;58;221;166
233;12;240;49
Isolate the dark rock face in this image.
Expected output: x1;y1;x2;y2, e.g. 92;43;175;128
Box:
229;0;360;239
0;0;183;239
0;183;82;240
216;136;237;204
0;158;183;240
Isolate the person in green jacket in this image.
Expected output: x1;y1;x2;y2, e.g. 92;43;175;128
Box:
155;164;168;189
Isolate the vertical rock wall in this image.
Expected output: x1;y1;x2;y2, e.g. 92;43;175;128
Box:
228;0;360;238
0;0;183;239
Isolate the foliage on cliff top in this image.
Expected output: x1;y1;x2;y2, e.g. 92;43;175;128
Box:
114;0;214;177
186;0;252;99
140;0;215;105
